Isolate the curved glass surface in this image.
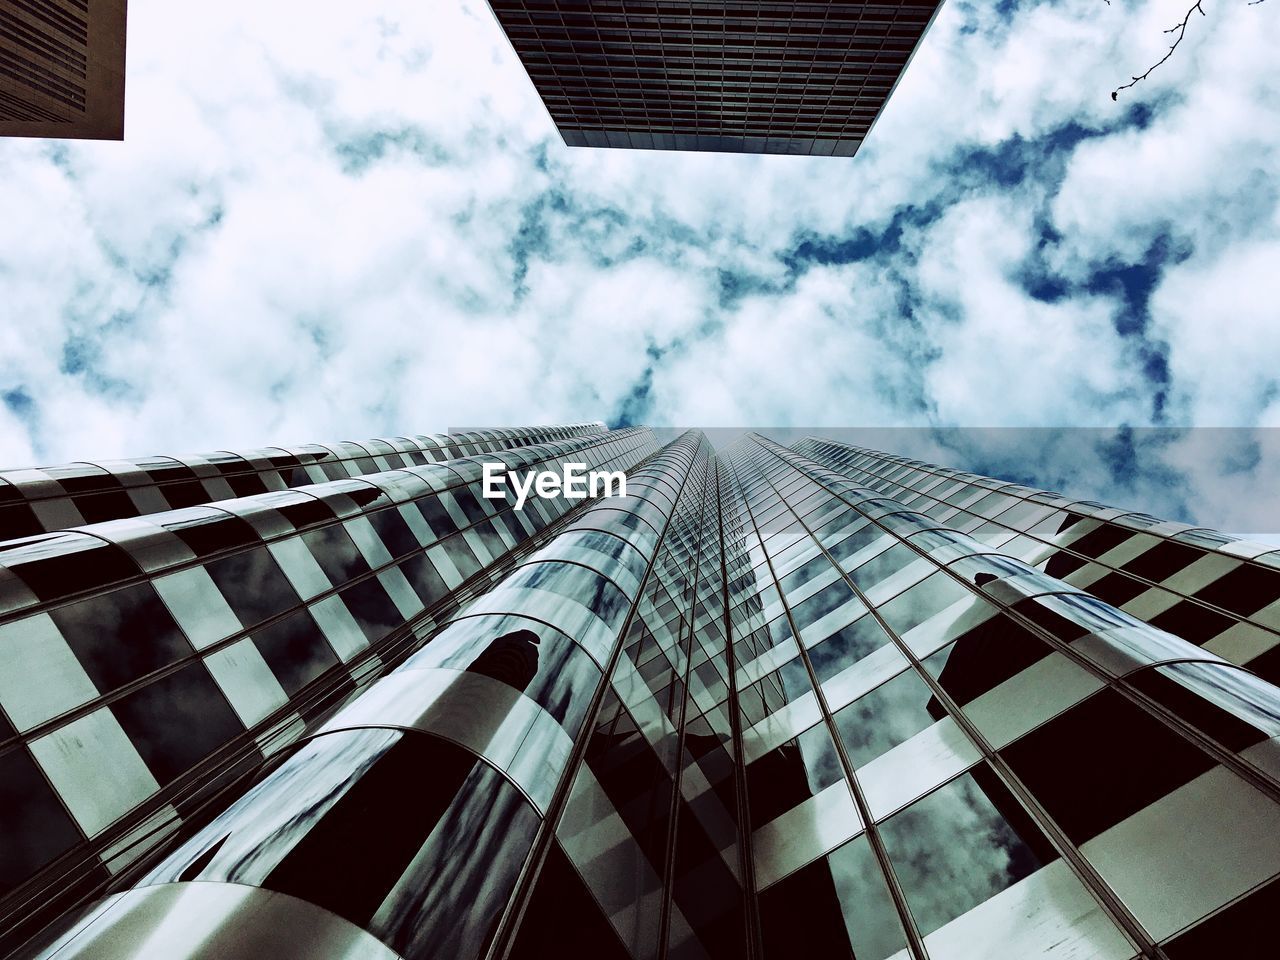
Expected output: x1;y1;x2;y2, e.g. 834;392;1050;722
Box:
142;726;541;960
402;613;602;732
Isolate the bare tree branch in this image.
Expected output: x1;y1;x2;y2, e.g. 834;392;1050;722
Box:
1112;1;1206;100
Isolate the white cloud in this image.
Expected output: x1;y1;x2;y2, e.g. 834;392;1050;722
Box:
1151;239;1280;425
0;0;1276;475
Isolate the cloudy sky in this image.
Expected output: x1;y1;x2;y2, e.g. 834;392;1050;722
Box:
1;0;1277;524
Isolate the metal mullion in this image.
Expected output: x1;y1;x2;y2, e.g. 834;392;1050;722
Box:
0;439;651;756
485;432;707;960
0;430;650;629
796;0;834;142
829;0;880;138
864;479;1280;640
748;436;1166;960
0;441;666;946
657;476;717;960
718;461;764;959
770;438;1280;805
724;447;932;960
791;440;1269;633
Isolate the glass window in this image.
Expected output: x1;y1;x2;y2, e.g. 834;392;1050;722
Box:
411;614;603;733
1081;764;1280;942
469;520;507;561
451;486;491;525
782;563;842;608
1000;689;1216;844
746;657;813;717
877;572;970;640
1010;596;1092;642
149;727;541;959
0;746;83;896
737;678;771;728
162;509;259;556
1087;571;1149;608
1132;661;1280;758
376;567;423;620
807;615;891;683
0;500;42;539
29;707;160;835
921;614;1052;707
251;609;340;697
274;495;334;531
338;577;404;643
847;543;918;592
344;516;393;568
74;488;138;524
416;497;458;539
50;583;192;693
760;836;890;958
791;580;860;635
768;538;817;578
828;524;891;567
301;524;369;587
1162;875;1280;958
505;562;630;632
491;511;527;550
778;552;832;596
1041;547;1090;580
439;532;482;580
1;533;137;601
829;835;910;960
746;721;843;827
1064;522;1133;559
158;481;213;512
226;473;268;497
310;594;369;661
1123;539;1202;583
267;537;331;600
1195;562;1280;618
1148;600;1236;645
833;668;938;767
110;662;244;785
0;613;98;730
507;842;633;960
152;565;244;650
203;637;288;727
879;768;1058;937
203;547;300;630
398;553;449;608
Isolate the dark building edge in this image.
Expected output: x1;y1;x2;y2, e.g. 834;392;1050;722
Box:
0;1;127;141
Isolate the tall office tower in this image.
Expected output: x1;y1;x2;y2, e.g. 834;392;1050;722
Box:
487;1;941;156
0;423;609;536
2;428;1279;960
0;0;127;140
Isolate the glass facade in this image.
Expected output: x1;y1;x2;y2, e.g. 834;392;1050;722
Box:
488;1;942;156
3;428;1279;959
0;423;607;537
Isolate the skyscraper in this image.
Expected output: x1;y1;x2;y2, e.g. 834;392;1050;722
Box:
487;1;942;156
1;426;1278;959
0;0;127;140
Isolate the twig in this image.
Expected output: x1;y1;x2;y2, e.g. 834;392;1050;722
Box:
1112;1;1206;100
